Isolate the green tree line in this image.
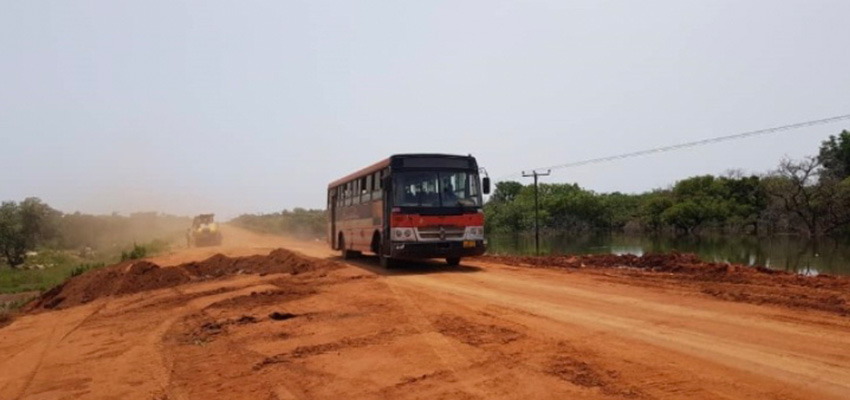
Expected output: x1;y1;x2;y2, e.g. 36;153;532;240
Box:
230;208;326;238
486;131;850;237
0;200;189;268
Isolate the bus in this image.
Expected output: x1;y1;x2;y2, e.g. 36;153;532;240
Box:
327;154;491;268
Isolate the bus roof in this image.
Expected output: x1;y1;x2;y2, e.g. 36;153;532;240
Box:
328;157;390;188
327;153;476;188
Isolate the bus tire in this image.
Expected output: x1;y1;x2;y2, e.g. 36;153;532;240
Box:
446;257;461;266
380;253;395;269
339;235;352;260
376;235;394;269
371;231;381;254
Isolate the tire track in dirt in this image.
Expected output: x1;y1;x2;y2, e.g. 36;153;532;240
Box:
4;228;850;400
390;272;850;399
156;282;292;400
9;326;56;400
4;301;109;399
451;266;850;362
388;279;653;399
253;232;850;399
11;303;111;399
162;279;341;399
382;280;487;397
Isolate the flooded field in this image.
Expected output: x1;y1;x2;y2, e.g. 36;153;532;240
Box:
488;233;850;276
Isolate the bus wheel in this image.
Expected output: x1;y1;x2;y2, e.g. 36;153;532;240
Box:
339;236;351;260
446;257;461;266
380;253;395;269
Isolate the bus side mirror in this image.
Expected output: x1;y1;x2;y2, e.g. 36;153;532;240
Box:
482;177;491;195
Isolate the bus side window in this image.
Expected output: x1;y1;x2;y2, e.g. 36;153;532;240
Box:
352;180;360;205
345;182;352;206
337;186;343;208
372;171;381;199
362;175;371;202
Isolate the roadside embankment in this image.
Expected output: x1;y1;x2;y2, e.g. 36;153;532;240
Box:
26;248;340;312
481;252;850;316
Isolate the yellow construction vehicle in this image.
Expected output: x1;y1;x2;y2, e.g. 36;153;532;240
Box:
187;214;222;247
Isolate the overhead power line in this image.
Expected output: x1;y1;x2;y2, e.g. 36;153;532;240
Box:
498;113;850;180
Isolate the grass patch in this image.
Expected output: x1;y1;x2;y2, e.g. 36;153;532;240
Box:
0;239;172;294
119;239;170;262
120;243;148;261
0;250;82;294
1;260;86;294
1;295;36;310
70;262;106;277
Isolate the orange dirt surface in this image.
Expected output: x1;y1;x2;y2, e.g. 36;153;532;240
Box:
1;226;849;400
481;252;850;317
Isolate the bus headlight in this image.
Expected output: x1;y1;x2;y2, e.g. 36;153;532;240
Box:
392;227;416;241
465;226;485;240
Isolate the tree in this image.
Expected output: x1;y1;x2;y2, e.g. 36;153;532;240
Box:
818;130;850;179
664;175;729;233
230;209;327;237
542;183;607;231
764;157;850;236
640;191;673;231
720;175;767;233
0;202;27;266
601;192;642;230
481;133;849;237
490;181;524;204
484;201;529;233
763;157;821;235
0;198;59;267
20;197;60;245
661;200;706;234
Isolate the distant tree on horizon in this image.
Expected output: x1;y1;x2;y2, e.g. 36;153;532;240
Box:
818;130;850;180
0;198;59;267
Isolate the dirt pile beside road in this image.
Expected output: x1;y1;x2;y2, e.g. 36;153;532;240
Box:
27;248;339;312
484;252;737;273
482;252;841;281
482;252;850;316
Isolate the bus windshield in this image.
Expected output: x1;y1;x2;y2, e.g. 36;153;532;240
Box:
393;171;481;208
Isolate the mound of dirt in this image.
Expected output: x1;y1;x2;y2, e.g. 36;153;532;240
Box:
589;252;798;279
28;248;339;312
482;252;850;316
482;252;846;285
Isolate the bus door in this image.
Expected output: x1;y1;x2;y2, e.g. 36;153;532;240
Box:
381;173;392;256
330;191;338;249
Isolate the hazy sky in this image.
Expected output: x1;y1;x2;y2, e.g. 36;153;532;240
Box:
2;1;849;218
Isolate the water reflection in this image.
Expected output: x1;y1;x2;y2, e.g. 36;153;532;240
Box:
487;233;850;276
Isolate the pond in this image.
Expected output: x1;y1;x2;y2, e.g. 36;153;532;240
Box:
487;233;850;276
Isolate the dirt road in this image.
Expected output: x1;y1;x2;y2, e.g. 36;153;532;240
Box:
1;226;849;399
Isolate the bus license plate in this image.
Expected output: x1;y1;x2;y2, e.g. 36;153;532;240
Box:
463;241;476;248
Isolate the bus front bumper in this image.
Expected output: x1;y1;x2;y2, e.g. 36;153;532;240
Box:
389;240;486;259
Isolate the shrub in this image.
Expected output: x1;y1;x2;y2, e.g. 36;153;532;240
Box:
70;263;105;277
120;243;147;261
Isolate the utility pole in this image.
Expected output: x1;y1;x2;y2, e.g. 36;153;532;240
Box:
522;170;550;255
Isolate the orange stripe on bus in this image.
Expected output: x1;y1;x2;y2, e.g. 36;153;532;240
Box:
390;213;484;227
